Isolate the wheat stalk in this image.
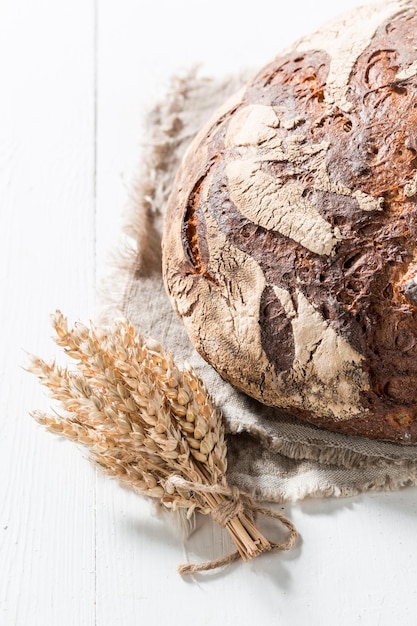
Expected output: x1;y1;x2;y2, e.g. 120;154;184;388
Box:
27;311;297;574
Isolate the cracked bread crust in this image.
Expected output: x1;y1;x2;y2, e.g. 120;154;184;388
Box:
162;0;417;442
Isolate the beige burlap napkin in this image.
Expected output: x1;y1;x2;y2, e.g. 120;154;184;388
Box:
101;70;417;503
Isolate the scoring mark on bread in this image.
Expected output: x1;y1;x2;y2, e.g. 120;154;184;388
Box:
273;286;369;419
187;208;279;394
294;0;410;113
226;158;342;256
224;103;383;256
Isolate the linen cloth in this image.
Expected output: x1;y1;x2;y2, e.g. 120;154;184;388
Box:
102;70;417;503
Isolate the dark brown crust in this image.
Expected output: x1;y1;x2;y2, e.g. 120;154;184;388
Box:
163;3;417;442
260;286;296;375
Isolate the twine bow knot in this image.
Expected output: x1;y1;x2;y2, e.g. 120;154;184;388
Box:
167;476;298;575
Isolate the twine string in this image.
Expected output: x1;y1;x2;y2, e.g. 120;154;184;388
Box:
166;476;298;576
210;485;244;527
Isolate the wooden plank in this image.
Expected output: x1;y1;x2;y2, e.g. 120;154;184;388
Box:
0;2;97;624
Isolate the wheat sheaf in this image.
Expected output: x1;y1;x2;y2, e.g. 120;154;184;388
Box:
27;311;297;575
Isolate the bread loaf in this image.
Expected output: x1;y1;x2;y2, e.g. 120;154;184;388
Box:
162;0;417;442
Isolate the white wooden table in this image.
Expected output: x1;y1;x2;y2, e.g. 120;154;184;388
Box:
2;1;417;624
